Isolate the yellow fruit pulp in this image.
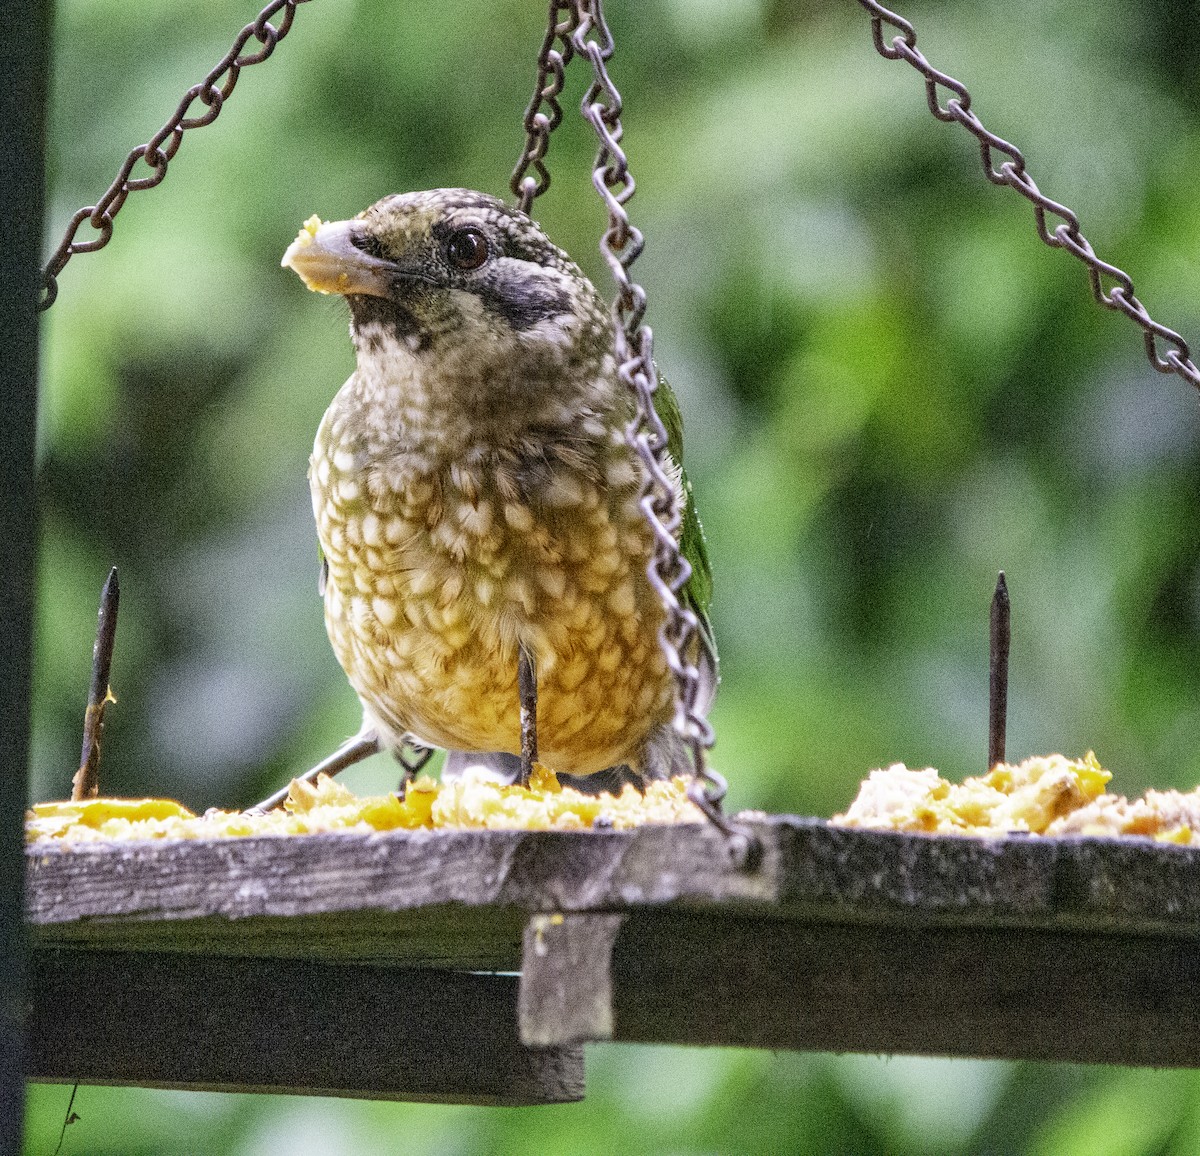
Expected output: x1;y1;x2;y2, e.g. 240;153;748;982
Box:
26;764;701;844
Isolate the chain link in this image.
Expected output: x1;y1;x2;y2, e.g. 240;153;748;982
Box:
859;0;1200;392
40;0;311;310
510;0;580;214
512;1;753;860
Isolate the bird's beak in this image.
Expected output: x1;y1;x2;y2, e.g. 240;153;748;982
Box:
281;216;394;298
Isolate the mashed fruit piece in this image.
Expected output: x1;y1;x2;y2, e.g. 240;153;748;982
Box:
33;751;1200;848
27;796;196;842
294;214;323;245
832;753;1113;836
25;765;702;845
1045;789;1200;845
830;752;1200;846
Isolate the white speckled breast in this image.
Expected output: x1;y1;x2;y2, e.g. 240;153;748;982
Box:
311;383;674;777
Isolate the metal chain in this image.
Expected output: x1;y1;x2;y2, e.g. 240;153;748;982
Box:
858;0;1200;392
511;0;580;214
514;1;754;860
40;0;312;310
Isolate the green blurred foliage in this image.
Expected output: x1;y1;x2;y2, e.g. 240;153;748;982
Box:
28;0;1200;1149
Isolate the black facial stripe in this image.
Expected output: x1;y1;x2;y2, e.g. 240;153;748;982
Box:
349;296;431;352
476;272;570;332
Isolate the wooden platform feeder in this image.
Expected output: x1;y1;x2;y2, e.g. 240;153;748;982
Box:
26;815;1200;1104
11;0;1200;1133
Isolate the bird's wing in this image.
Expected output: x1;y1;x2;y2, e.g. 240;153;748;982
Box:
650;371;716;664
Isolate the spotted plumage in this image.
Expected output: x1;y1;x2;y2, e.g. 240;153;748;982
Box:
283;189;713;783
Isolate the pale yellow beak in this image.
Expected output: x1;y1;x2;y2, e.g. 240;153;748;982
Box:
281;215;394;298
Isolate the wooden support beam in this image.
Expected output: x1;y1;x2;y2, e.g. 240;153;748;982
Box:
519;914;624;1047
27;948;584;1105
523;909;1200;1067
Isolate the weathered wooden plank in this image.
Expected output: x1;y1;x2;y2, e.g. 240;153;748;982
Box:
26;948;584;1104
28;820;1200;948
519;914;624;1046
603;910;1200;1067
25;823;773;933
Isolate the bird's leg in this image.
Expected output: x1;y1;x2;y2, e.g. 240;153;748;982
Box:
518;641;538;788
244;729;380;815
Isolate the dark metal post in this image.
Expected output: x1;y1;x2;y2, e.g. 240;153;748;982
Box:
0;0;52;1149
988;572;1011;770
72;569;121;801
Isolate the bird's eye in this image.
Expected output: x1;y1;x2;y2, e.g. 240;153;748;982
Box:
445;228;489;271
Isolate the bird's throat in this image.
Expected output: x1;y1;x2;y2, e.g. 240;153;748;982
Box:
350;297;430;356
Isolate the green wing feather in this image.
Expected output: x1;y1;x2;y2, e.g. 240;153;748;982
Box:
651;371;715;657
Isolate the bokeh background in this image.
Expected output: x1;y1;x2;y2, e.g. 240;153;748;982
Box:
26;0;1200;1150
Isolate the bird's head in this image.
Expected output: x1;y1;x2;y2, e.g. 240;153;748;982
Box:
283;189;618;444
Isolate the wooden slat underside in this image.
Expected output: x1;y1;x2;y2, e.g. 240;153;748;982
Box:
28;948;584;1104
